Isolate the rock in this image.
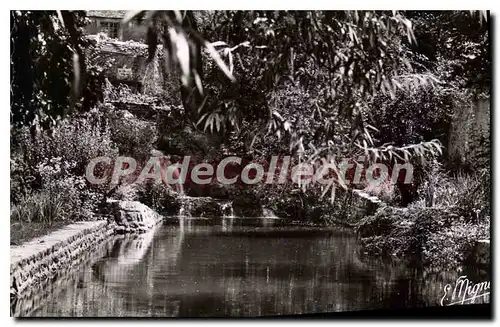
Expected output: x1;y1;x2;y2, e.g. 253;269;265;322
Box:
108;200;163;233
273;194;305;220
181;196;222;218
232;191;263;217
465;239;490;267
208;182;230;199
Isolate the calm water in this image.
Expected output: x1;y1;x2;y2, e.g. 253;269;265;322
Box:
13;218;490;317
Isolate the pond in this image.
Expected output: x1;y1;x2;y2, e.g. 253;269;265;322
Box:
14;218;490;317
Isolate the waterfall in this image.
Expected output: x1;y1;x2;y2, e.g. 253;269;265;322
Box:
262;208;278;218
221;201;235;232
176;182;187;218
221;201;235;218
178;197;191;218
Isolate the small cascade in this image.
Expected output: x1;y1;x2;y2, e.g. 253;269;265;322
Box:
178;196;192;218
220;201;235;218
262;208;278;219
176;183;187;218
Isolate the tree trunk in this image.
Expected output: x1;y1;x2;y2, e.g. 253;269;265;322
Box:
180;11;204;123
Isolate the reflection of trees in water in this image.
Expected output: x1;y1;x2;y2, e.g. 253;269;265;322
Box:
160;229;411;316
20;225;177;317
91;227;160;284
12;238;117;317
89;224;186;316
355;257;491;310
20;225;489;317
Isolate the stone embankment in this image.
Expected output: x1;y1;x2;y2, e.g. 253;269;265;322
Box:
10;200;164;301
107;199;164;234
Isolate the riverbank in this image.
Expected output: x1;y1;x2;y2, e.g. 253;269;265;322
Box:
13;220;491;317
10;220;112;299
356;205;490;269
10;199;165;301
11;197;357;304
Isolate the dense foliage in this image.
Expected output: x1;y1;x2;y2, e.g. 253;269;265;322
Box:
10;10;104;131
10;10;490;265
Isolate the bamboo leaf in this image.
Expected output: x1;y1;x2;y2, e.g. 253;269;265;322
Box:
210;41;228;47
171;31;191;87
273;111;284;121
330;183;336;203
196;112;208;126
204;41;236;82
215;113;221;132
56;11;65;28
173;10;183;23
194;71;204;95
228;51;234;74
364;128;374;146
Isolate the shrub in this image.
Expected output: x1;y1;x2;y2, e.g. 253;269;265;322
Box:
357;201;489;269
9;174;97;224
10;151;36;205
111;184;138;201
135;181;180;215
11;191;64;224
10;110;117;223
108;111;157;162
423;218;490;269
417;160;490;223
232;190;263;217
18;109;118;178
36;157;101;221
361;177;398;205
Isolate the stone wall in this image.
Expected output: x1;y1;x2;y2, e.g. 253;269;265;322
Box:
10;201;164;305
10;221;114;299
11;235;118;317
90;38;181;102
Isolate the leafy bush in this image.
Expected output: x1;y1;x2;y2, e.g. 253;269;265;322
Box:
10;151;36;205
424;218;490;269
11;11;104;130
135;181;180;215
111;184;138;201
107;107;157;161
415;160;490;223
19;110;118;178
10;170;94;224
232;190;263;217
105;83;158;105
10;110;118;224
358;188;490;269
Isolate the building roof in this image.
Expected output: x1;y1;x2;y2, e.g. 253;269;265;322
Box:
87;10;128;19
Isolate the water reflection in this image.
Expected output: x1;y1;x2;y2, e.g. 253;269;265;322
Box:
15;222;490;317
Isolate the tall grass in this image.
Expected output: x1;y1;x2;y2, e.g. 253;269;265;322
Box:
11;191;64;224
414;160;490;223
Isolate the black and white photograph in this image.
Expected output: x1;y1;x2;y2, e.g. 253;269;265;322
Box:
8;8;491;318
